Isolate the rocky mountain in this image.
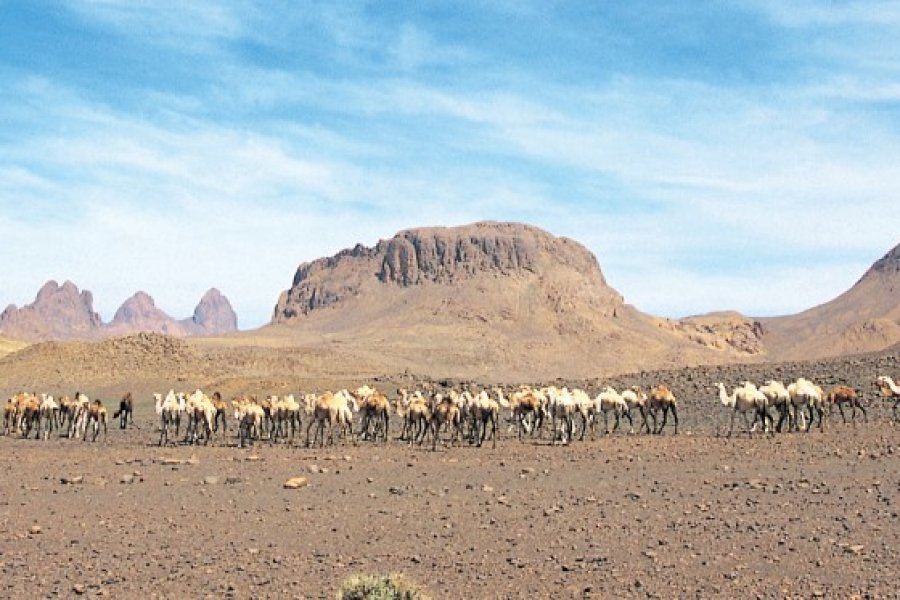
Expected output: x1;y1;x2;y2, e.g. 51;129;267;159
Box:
761;242;900;360
0;281;102;341
0;282;237;341
184;288;238;335
268;221;764;379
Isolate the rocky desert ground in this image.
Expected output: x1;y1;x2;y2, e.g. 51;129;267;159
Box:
1;350;898;599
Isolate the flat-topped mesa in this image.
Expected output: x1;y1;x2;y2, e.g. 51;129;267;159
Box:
272;221;622;322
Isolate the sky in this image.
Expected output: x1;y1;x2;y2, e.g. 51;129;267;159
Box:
1;1;899;329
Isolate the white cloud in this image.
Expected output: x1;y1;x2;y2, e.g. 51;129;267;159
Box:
3;6;900;330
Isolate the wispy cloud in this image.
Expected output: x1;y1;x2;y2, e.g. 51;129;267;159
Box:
1;2;899;327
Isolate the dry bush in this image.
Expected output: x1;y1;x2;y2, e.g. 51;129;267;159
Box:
337;573;430;600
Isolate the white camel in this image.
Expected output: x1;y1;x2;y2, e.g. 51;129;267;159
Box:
620;386;650;434
155;390;184;446
786;378;825;432
595;387;628;435
759;380;792;432
716;382;771;438
875;375;900;421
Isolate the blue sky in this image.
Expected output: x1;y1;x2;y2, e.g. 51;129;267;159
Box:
1;1;899;328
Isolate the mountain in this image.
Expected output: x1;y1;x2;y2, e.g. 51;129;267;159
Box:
761;242;900;360
0;281;102;341
268;221;763;379
183;288;238;335
106;291;190;337
0;283;238;341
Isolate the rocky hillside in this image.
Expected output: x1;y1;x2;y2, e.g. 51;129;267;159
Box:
761;242;900;360
268;222;765;379
0;282;237;341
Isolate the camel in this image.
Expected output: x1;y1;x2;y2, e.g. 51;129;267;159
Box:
183;390;217;445
447;389;476;441
2;397;15;435
305;391;357;448
468;390;500;448
545;387;576;444
716;382;771;438
569;388;596;440
38;394;59;440
425;393;463;451
354;387;391;443
232;397;265;448
210;391;229;434
396;389;430;444
155;390;184;447
112;392;134;430
18;393;41;439
70;392;92;440
875;375;900;420
57;395;80;438
509;386;547;441
647;384;678;435
7;392;35;437
269;394;302;443
620;386;650;434
786;378;825;432
85;399;108;442
507;387;546;441
827;386;867;424
593;387;629;435
759;380;792;432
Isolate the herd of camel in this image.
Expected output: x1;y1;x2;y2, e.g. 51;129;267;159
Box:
3;375;900;448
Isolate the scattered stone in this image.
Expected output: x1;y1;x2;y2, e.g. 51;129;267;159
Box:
225;477;243;485
73;584;86;595
203;476;220;485
283;477;308;489
844;544;864;555
28;525;42;535
120;474;134;484
60;475;83;485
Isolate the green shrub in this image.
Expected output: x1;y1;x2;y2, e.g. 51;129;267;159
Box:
337;573;430;600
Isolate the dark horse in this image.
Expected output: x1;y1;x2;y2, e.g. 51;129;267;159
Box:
112;392;134;429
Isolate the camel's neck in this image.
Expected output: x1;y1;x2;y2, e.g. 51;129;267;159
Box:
887;377;900;394
717;384;734;406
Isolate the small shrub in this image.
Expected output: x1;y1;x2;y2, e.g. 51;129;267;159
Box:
337;573;430;600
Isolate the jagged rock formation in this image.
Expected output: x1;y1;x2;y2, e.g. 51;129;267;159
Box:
761;241;900;360
106;292;190;337
0;282;237;341
183;288;238;335
0;281;102;341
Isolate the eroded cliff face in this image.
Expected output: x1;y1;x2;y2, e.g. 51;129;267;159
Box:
272;222;622;322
